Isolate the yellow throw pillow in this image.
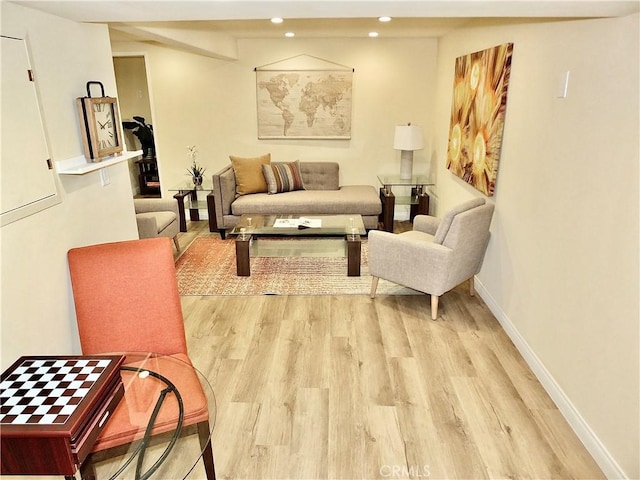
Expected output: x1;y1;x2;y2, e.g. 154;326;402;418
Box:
230;153;271;195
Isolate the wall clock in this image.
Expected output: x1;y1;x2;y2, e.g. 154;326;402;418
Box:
76;81;123;162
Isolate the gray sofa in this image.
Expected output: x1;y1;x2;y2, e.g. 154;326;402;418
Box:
212;161;381;238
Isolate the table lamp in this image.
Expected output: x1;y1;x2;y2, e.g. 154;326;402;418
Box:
394;123;424;179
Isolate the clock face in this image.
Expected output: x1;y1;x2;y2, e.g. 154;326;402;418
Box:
77;94;123;161
93;102;117;150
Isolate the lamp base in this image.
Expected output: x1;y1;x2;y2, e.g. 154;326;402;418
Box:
400;150;413;180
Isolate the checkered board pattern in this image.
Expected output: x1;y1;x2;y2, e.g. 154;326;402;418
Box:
0;358;113;425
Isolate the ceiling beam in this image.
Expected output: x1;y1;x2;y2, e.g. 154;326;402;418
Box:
110;24;238;60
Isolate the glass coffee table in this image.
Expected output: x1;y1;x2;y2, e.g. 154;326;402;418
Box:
230;214;365;277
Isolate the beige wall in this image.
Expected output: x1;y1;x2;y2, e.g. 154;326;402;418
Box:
0;3;139;368
112;37;439;196
113;56;153;125
433;15;639;478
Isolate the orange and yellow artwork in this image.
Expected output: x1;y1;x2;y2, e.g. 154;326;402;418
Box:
446;43;514;196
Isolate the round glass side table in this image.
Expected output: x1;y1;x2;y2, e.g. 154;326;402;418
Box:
85;352;216;480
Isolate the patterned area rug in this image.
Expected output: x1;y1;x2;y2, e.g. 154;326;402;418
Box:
175;237;419;296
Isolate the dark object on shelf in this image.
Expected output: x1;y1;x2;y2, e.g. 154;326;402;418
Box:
136;158;161;195
123;116;155;159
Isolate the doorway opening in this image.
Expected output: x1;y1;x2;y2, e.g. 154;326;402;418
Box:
113;54;160;197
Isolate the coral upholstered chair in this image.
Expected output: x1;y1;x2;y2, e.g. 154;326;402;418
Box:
67;237;215;479
369;198;494;320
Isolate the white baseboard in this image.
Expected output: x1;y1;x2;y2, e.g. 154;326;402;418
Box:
473;276;627;480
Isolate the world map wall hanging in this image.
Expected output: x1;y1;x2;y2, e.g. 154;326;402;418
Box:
255;55;353;139
446;43;514;196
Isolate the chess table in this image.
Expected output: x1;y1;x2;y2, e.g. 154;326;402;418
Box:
0;355;125;477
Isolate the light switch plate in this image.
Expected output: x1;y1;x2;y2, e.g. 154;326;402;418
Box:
557;71;570;98
100;169;110;186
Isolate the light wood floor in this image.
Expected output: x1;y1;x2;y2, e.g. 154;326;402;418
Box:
176;222;605;480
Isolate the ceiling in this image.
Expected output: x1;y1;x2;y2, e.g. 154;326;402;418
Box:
11;1;640;57
12;1;640;25
108;17;477;40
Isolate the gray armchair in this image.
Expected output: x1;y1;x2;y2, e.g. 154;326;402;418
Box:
133;198;180;251
369;198;494;319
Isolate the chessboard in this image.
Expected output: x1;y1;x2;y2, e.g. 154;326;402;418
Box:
1;357;114;425
0;355;125;476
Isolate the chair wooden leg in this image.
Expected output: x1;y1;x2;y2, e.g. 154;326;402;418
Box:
197;420;216;480
469;277;475;296
431;295;439;320
370;276;379;298
173;235;180;252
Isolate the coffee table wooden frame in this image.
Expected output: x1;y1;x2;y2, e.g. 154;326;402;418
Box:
231;214;364;277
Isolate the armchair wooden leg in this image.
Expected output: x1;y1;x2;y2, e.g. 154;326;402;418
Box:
173;235;180;252
370;276;379;298
197;420;217;480
469;277;475;296
431;295;439;320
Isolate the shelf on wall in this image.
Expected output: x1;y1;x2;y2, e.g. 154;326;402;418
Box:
55;150;143;175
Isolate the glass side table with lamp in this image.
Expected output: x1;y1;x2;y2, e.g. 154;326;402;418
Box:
377;174;434;233
380;123;433;232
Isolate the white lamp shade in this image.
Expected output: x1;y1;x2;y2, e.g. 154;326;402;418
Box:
394;124;424;151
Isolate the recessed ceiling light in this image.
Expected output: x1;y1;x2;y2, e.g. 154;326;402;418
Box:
378;16;392;22
271;17;283;24
285;32;295;38
369;31;379;38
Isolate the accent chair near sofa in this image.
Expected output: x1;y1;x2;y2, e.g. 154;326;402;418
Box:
369;198;495;319
133;198;180;251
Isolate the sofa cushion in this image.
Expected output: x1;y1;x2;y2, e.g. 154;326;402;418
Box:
231;185;381;216
299;162;340;190
262;161;305;194
230;153;271;195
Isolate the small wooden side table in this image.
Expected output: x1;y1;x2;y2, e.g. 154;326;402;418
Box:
0;355;125;478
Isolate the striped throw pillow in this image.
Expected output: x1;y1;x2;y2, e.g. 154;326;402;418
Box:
262;161;305;194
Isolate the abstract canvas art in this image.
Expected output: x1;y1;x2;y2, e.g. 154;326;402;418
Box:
446;43;514;196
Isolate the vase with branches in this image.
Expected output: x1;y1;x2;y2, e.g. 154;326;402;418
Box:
186;145;206;185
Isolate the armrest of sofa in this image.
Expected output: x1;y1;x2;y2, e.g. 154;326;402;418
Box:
212;165;237;228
